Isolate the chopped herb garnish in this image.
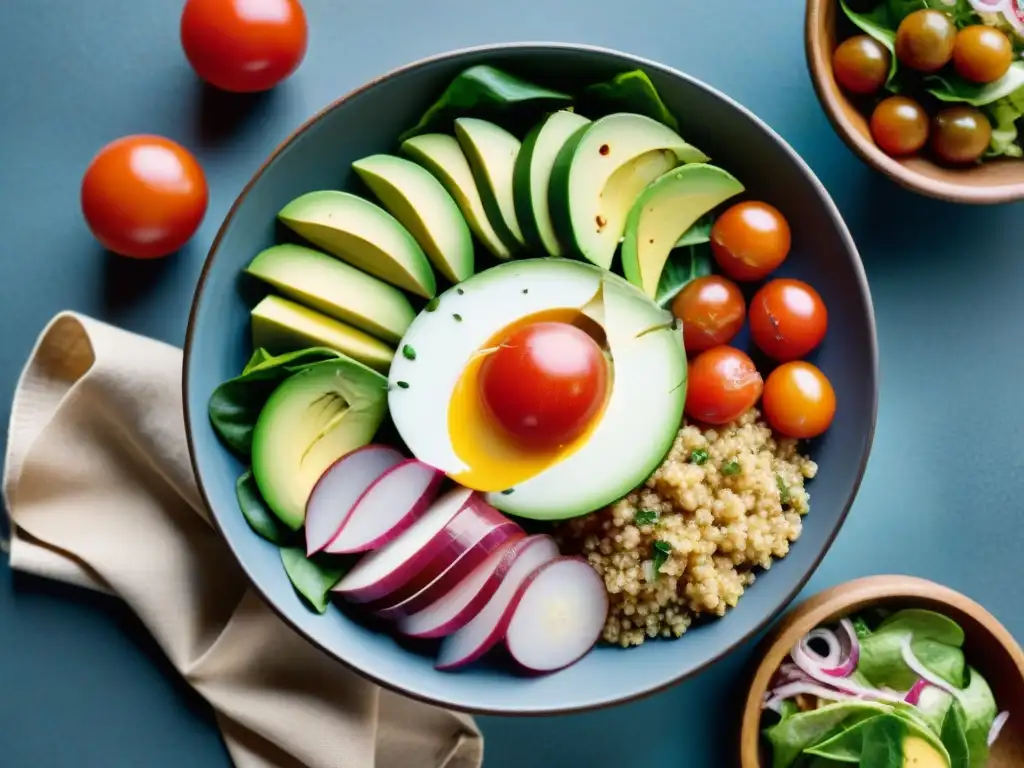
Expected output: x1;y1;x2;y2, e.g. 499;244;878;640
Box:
652;539;672;576
634;509;659;526
776;474;791;504
402;345;417;361
522;288;529;294
396;381;410;389
456;287;465;295
425;297;440;312
452;313;463;322
501;488;514;495
721;460;741;476
690;448;709;465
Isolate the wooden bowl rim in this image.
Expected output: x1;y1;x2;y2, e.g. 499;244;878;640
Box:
739;574;1024;767
804;0;1024;205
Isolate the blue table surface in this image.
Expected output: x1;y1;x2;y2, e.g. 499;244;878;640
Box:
2;1;1023;765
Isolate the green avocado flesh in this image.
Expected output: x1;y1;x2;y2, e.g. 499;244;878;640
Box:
251;357;388;531
251;295;393;373
277;190;436;299
513;109;592;256
400;133;511;261
245;243;414;345
549;112;707;270
352;153;474;284
454;117;526;254
621;163;744;298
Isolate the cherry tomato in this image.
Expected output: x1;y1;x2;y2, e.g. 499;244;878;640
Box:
870;96;930;157
671;275;746;355
762;361;836;439
931;106;993;165
749;279;828;362
895;9;957;73
479;321;609;449
685;346;764;426
953;25;1013;84
80;135;208;259
181;0;308;93
833;35;891;95
711;201;792;282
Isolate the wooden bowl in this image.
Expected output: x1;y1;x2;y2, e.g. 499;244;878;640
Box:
805;0;1024;204
740;575;1024;767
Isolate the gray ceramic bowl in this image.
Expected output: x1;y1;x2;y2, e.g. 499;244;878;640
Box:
184;42;879;715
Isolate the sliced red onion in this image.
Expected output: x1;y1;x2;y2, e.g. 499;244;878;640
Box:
900;637;959;697
762;681;862;712
988;711;1010;747
792;639;905;704
904;679;930;706
802;628;842;667
822;618;860;678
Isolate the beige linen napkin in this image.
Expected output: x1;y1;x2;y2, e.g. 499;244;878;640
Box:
2;311;483;768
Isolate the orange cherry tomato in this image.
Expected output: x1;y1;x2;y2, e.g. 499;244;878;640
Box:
80;135;208;259
181;0;308;93
749;278;828;362
711;201;792;282
762;361;836;439
671;275;746;355
685;346;764;426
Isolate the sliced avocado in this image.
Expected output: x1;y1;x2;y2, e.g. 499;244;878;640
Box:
513;110;591;256
454;117;526;253
549;112;708;269
352;154;474;284
251;295;393;373
621;164;744;298
251;356;388;530
245;243;415;344
400;134;511;261
277;190;436;298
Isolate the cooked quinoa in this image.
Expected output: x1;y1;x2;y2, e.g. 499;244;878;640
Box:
554;408;818;648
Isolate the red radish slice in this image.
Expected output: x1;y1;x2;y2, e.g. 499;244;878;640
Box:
304;445;404;556
333;487;474;603
505;557;608;674
324;459;445;554
373;522;524;621
434;534;560;671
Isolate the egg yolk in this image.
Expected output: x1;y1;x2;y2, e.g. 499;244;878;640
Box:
447;308;612;492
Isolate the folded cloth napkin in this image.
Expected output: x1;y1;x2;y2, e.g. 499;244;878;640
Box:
2;311;483;768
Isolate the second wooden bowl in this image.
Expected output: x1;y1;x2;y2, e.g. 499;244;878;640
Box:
740;575;1024;767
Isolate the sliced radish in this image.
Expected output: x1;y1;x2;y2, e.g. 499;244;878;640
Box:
373;519;524;621
333;487;474;603
505;557;608;674
324;459;445;554
304;444;404;556
434;534;560;671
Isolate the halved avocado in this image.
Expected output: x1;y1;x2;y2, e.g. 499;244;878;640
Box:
245;243;415;344
251;295;394;373
251;356;389;530
400;133;511;261
278;190;436;298
549;112;708;269
454;117;526;253
513;110;591;256
621;164;744;298
352;153;474;284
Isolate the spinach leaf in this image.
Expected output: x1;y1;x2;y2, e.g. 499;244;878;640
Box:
242;347;275;374
927;62;1024;107
984;97;1024;158
877;609;966;646
940;701;971;768
886;0;976;26
858;632;964;690
279;547;349;614
398;65;572;141
763;701;893;768
809;710;951;764
674;213;714;248
852;615;873;639
839;0;899;86
235;469;293;545
208;347;343;455
958;666;998;768
655;242;713;307
780;700;800;721
583;69;679;132
857;716;907;768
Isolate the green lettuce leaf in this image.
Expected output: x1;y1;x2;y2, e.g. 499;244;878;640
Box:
279;547;350;614
654;242;713;308
927;62;1024;106
583;69;679;131
886;0;976;26
958;666;998;768
235;469;293;545
983;94;1024;158
839;0;899;86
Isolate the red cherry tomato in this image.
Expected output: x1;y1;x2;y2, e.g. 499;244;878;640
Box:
711;201;792;282
671;275;746;355
181;0;308;93
478;321;609;449
80;135;208;259
749;278;828;362
762;361;836;439
685;346;764;426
